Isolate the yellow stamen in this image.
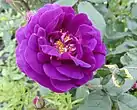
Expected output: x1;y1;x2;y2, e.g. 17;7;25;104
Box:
55;40;65;53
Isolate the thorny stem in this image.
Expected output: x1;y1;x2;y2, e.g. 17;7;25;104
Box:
20;0;30;11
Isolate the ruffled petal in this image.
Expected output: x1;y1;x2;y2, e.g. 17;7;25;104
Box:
16;27;25;44
70;56;91;68
37;52;50;63
67;13;92;34
46;13;64;33
73;73;93;86
43;63;70;81
28;34;38;51
61;6;75;15
24;47;44;74
37;27;46;37
94;53;105;70
93;42;106;55
51;79;75;91
39;7;63;28
16;40;27;72
56;64;84;79
41;45;60;57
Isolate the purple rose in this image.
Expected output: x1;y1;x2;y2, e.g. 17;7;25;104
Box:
16;4;106;93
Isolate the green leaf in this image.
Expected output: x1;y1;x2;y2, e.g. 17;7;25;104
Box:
2;31;12;46
76;86;89;99
106;32;132;41
111;40;137;55
127;19;137;35
77;90;112;110
112;74;125;88
131;4;137;18
87;78;101;89
88;0;107;3
78;1;106;34
10;73;25;80
120;48;137;65
103;78;134;96
39;85;51;95
101;74;112;85
55;0;78;6
118;93;137;110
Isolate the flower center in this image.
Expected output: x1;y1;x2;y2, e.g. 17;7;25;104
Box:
55;40;66;54
54;33;76;55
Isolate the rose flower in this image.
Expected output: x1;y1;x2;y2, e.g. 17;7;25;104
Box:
16;4;106;93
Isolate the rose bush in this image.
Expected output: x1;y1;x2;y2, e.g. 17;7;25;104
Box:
16;4;106;93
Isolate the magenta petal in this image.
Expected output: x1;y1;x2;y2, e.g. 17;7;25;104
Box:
41;45;60;57
38;4;60;16
68;13;92;34
39;7;63;28
61;6;75;15
24;64;63;93
74;73;93;86
60;52;71;60
25;14;39;38
70;56;91;68
76;43;83;59
16;27;25;44
94;53;105;70
16;40;27;72
51;79;75;91
24;47;44;74
18;40;28;53
37;52;50;63
43;64;70;81
37;27;46;37
38;37;48;45
62;13;74;29
94;42;106;55
56;64;84;79
46;13;64;33
34;24;40;34
28;34;38;51
82;38;97;51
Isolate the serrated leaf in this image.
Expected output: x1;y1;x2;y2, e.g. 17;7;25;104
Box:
55;0;78;6
77;90;112;110
78;1;106;34
118;93;137;110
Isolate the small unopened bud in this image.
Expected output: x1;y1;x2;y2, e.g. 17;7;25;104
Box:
132;83;137;89
5;0;12;3
33;96;45;109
